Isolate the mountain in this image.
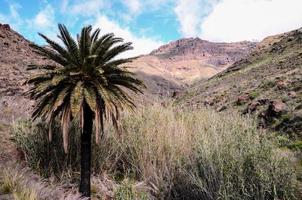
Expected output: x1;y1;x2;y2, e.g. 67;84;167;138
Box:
127;38;256;96
0;23;255;122
177;28;302;137
0;24;49;122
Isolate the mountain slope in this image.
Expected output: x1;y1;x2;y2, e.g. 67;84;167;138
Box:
0;24;256;121
177;28;302;137
128;38;256;86
0;24;49;122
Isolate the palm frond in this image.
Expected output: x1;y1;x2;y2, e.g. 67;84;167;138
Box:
101;42;133;63
61;103;71;153
38;33;78;66
79;25;92;64
84;86;97;111
70;81;84;116
27;23;145;149
57;24;80;65
90;33;114;54
30;44;68;66
91;28;101;44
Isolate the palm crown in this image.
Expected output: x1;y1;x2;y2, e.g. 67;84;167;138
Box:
27;24;145;152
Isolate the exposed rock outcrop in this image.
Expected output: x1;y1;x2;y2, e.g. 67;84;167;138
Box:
129;38;256;86
0;23;48;122
178;28;302;136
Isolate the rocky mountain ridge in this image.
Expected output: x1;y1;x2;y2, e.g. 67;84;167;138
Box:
0;23;256;121
128;37;256;87
0;24;49;122
177;28;302;137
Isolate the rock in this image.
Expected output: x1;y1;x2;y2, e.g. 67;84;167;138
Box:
288;91;297;98
0;23;11;30
258;100;287;128
217;105;227;112
257;98;270;105
204;97;215;106
276;80;288;89
171;90;180;98
248;101;261;113
271;100;287;113
268;100;287;116
236;94;250;105
2;100;8;107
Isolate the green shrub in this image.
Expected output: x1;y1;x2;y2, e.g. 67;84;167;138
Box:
288;140;302;151
249;90;260;99
12;105;298;199
114;179;149;200
261;80;275;89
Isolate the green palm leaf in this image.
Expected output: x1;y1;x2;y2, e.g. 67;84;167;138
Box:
26;23;145;153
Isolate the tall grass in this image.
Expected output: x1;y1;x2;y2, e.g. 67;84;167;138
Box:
12;105;298;199
0;163;86;200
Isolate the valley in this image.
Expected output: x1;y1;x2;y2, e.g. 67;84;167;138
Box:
0;23;301;200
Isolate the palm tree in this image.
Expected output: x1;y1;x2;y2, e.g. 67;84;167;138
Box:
26;24;145;198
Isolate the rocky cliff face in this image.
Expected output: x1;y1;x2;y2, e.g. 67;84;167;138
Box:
128;38;256;88
0;24;48;122
177;28;302;137
0;24;256;121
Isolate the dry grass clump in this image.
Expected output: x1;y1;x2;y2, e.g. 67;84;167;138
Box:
113;179;150;200
0;163;86;200
12;105;298;199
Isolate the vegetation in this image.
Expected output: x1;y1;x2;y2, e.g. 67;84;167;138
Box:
177;29;302;139
26;24;144;197
12;105;299;199
0;164;85;200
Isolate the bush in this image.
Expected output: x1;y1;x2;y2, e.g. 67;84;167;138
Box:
12;105;298;199
0;163;85;200
114;179;149;200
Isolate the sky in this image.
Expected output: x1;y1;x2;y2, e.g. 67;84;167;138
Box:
0;0;302;57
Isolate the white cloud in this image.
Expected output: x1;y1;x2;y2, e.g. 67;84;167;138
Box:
121;0;173;22
26;4;58;43
61;0;69;12
174;0;216;37
61;0;108;16
33;5;55;28
200;0;302;42
144;0;173;10
0;2;22;30
123;0;141;14
94;15;163;57
9;3;21;20
56;1;165;56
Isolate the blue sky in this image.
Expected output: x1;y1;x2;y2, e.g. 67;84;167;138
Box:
1;0;302;56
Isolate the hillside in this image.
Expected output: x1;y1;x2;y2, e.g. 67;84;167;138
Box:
128;38;256;87
0;23;256;122
177;28;302;138
0;23;301;200
0;24;48;122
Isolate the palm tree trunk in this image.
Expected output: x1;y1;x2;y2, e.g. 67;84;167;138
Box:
79;102;93;198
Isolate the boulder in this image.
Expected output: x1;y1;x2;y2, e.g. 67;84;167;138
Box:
258;100;287;128
288;91;297;98
0;23;11;30
236;94;250;105
276;80;288;89
270;100;287;113
248;101;261;113
204;97;215;106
